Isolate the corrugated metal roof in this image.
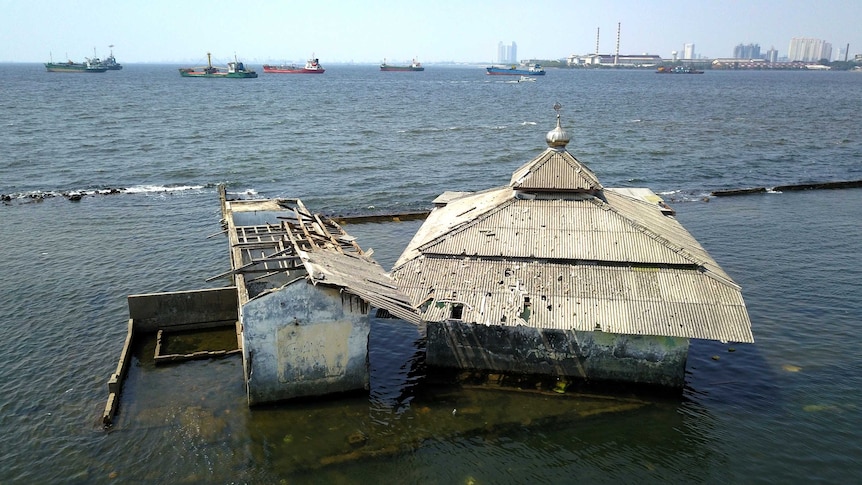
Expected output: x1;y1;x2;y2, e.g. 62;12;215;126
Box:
602;190;734;282
393;187;513;268
510;149;603;192
390;131;752;344
416;197;709;268
391;257;753;343
303;250;422;325
222;197;421;324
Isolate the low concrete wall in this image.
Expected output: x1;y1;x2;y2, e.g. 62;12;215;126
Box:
128;287;238;333
425;320;689;387
103;319;135;426
103;287;240;427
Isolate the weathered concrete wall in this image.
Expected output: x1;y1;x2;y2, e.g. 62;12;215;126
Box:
105;287;240;426
128;287;238;333
425;320;689;387
241;282;370;405
103;319;135;426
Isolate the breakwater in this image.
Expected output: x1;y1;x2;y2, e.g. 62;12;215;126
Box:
711;179;862;196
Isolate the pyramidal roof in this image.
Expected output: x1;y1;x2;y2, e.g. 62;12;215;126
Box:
510;148;604;193
509;110;603;194
390;108;753;343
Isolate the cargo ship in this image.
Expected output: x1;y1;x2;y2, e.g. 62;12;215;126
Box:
44;58;107;73
380;58;424;71
485;64;545;76
102;45;122;70
179;53;257;78
262;56;324;74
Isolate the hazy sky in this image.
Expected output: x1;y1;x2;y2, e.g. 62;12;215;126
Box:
3;0;860;64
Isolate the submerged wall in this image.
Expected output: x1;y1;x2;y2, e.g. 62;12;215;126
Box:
425;320;689;387
128;287;238;332
241;282;371;405
105;287;240;426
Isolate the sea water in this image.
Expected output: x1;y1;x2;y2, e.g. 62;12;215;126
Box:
1;64;862;483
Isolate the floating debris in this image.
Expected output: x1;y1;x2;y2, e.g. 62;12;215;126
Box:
803;404;838;413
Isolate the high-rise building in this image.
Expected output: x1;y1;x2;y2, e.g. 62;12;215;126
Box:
765;47;779;63
733;43;761;59
497;42;518;64
788;38;832;62
683;43;695;60
837;45;849;62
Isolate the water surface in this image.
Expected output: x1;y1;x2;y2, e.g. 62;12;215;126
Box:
1;64;861;483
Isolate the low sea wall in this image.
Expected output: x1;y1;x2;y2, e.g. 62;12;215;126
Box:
711;179;862;196
103;287;239;426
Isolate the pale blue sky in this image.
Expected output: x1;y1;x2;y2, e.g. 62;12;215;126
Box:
2;0;860;63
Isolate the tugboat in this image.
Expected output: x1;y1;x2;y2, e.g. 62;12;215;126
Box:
179;53;258;78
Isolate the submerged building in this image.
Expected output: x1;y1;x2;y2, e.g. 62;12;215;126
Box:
107;108;754;415
219;195;420;405
389;108;754;387
211;109;752;405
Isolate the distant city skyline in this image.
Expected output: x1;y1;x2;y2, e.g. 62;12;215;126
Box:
1;1;861;64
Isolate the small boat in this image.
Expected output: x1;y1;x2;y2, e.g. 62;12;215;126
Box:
517;75;536;82
380;58;424;71
44;57;107;73
262;56;325;74
486;64;545;76
179;53;258;78
655;66;704;74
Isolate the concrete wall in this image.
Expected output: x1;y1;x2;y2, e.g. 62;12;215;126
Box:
128;287;238;333
425;320;689;387
241;282;370;405
104;287;240;426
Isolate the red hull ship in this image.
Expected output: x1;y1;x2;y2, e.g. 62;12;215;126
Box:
263;56;325;74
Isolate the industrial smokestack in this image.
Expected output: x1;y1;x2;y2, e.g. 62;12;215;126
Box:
595;27;600;56
615;22;620;66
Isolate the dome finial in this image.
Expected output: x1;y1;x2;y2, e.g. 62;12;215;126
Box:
546;102;570;149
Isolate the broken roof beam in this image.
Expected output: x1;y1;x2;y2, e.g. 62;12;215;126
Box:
327;218;367;254
205;257;301;282
313;214;347;254
292;208;323;250
282;218;312;253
